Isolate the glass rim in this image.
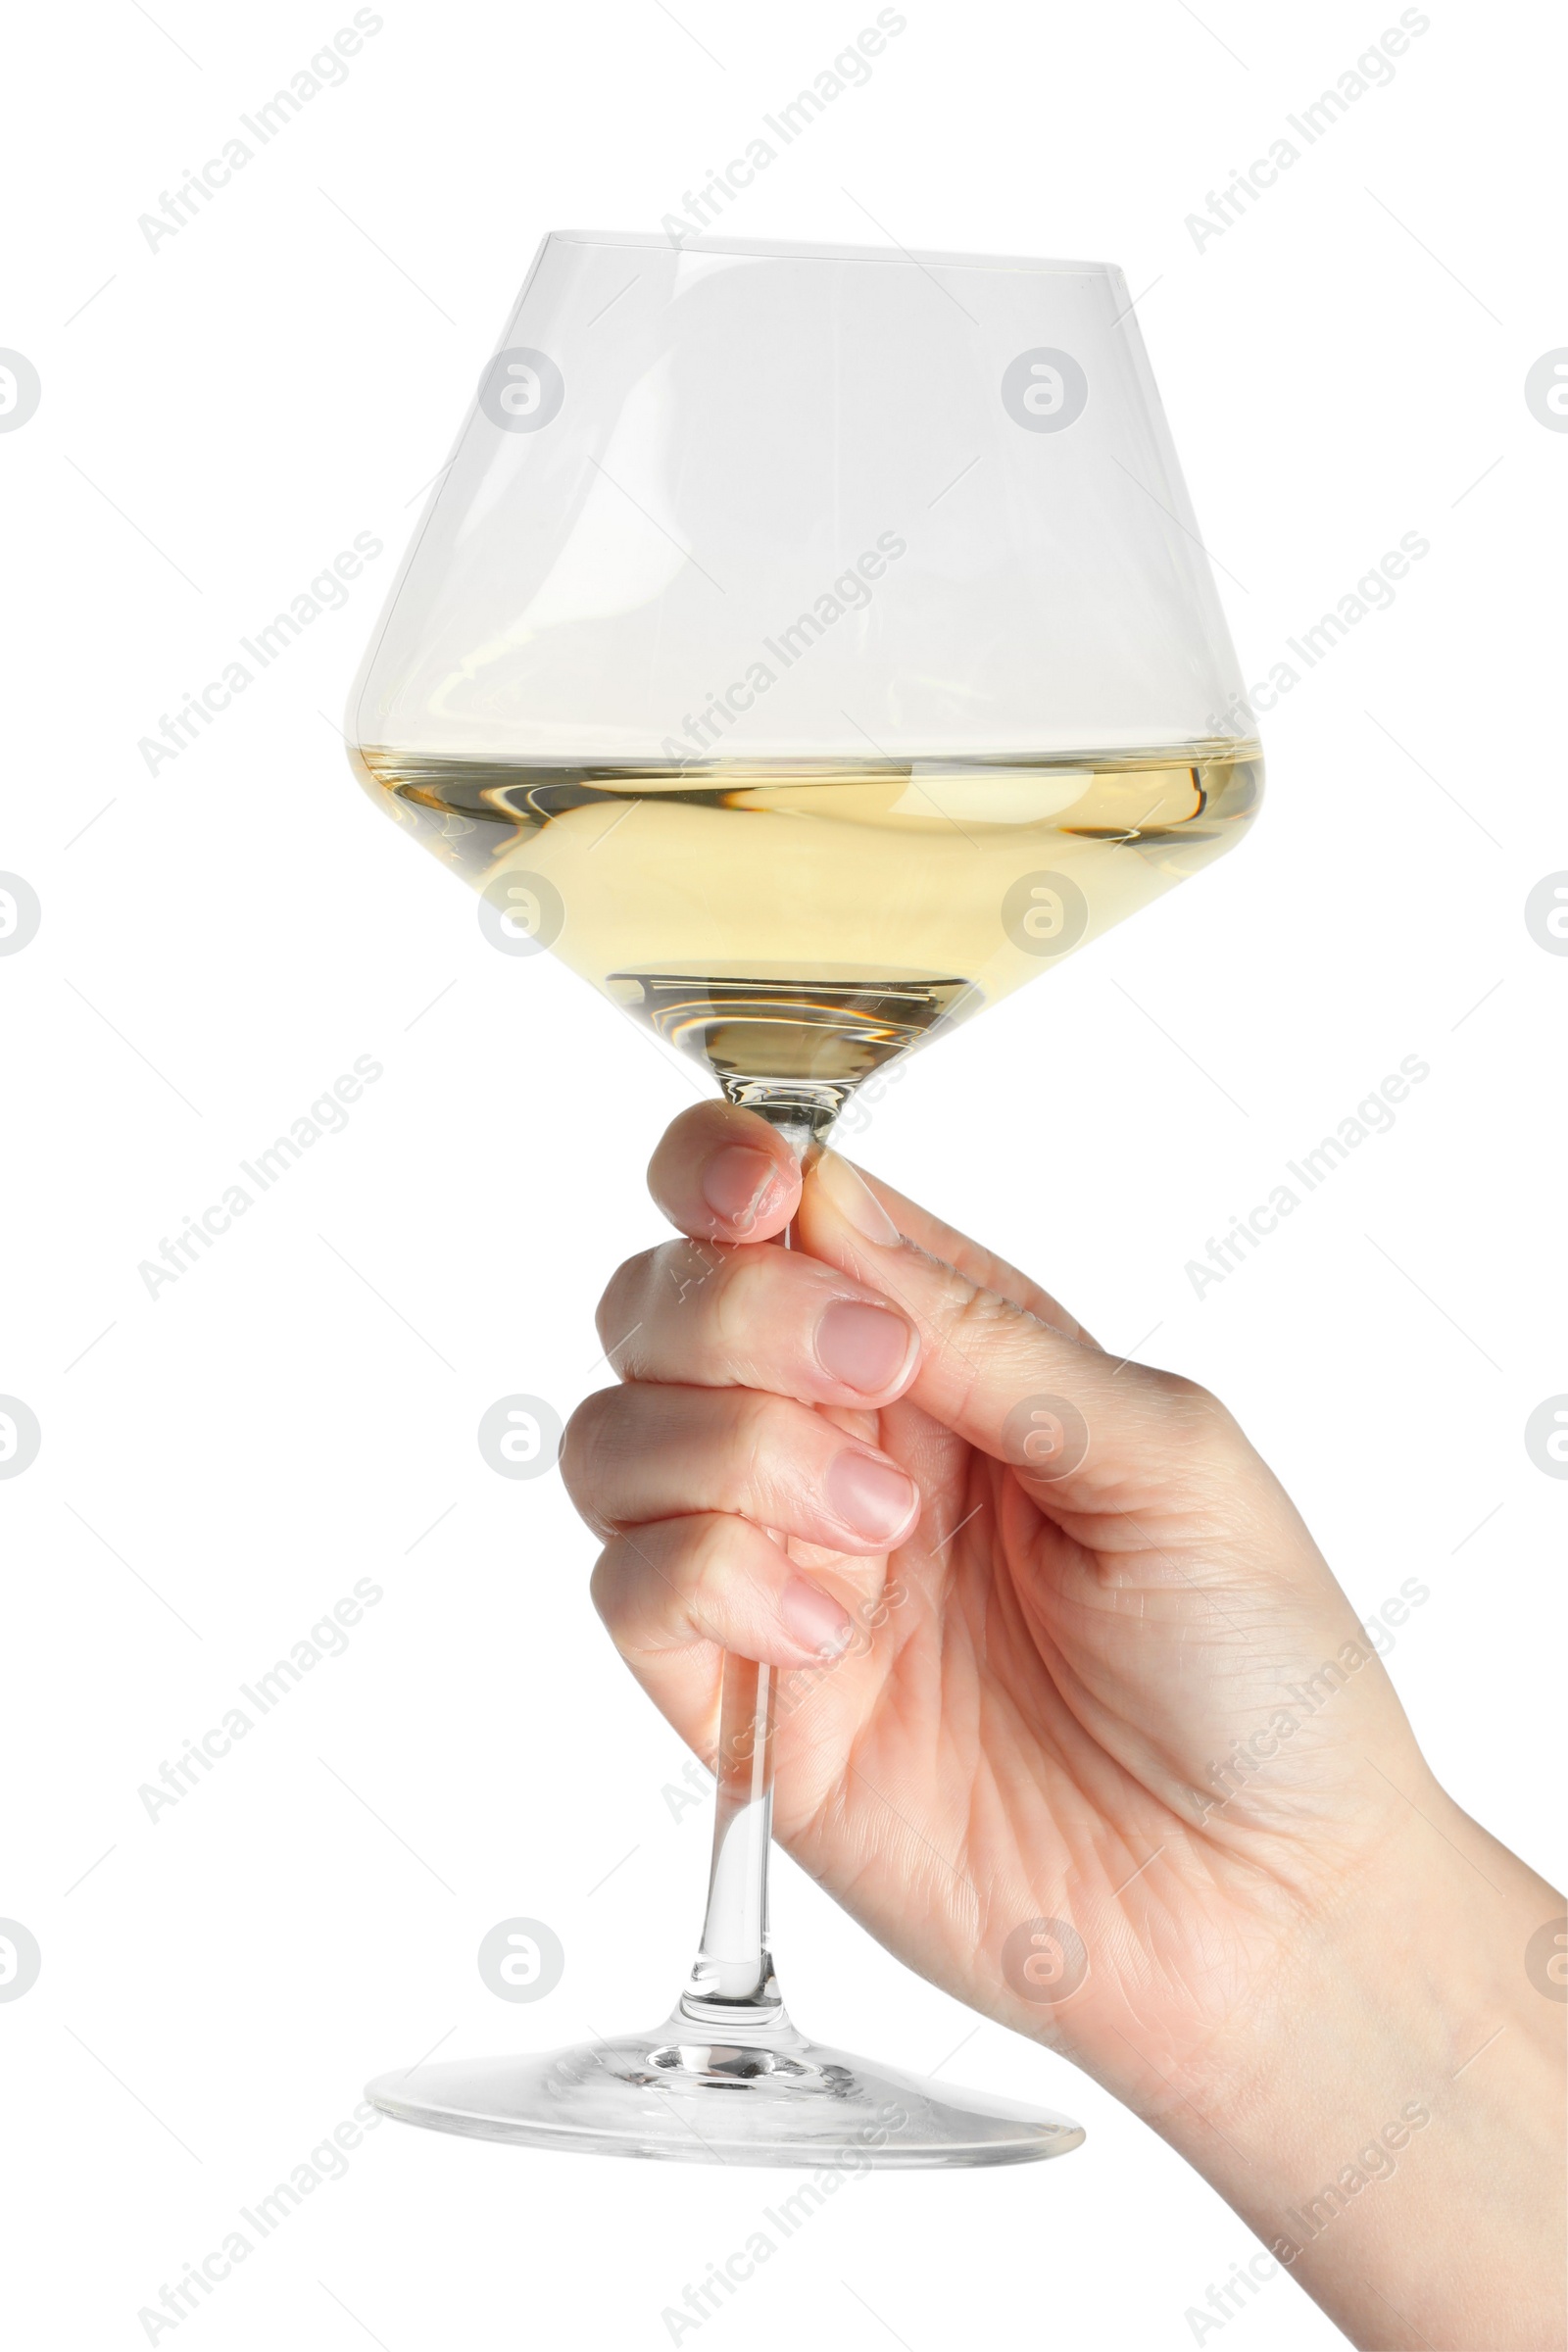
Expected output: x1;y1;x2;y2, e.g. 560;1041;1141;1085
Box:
541;228;1124;276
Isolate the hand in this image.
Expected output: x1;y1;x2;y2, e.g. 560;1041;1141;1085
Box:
563;1102;1564;2351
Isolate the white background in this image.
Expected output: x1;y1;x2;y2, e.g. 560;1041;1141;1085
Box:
2;1;1564;2346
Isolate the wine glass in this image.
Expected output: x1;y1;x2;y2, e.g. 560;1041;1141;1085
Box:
347;230;1260;2166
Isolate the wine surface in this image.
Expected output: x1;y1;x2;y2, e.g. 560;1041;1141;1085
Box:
353;749;1261;1108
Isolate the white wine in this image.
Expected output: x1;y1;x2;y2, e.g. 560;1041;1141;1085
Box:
353;748;1261;1113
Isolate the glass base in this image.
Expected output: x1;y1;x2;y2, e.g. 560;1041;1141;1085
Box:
366;2008;1085;2169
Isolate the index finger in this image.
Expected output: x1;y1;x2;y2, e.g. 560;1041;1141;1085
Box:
647;1102;804;1244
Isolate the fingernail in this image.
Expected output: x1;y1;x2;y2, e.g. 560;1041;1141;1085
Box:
814;1299;915;1394
702;1145;781;1229
780;1574;853;1659
825;1450;919;1544
814;1151;901;1246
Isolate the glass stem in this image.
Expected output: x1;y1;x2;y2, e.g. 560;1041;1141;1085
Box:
679;1087;840;2034
678;1649;782;2024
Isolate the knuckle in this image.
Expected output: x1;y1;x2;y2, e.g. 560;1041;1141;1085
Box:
653;1237;727;1318
681;1515;738;1624
590;1533;670;1649
728;1386;786;1484
594;1249;656;1352
710;1247;781;1358
947;1277;1016;1355
1149;1367;1237;1442
587;1543;623;1629
560;1387;622;1506
941;1282;1028;1407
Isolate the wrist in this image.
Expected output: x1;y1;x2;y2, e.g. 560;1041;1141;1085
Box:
1157;1780;1564;2348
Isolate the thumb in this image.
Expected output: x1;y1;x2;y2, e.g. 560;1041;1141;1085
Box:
796;1148;1231;1519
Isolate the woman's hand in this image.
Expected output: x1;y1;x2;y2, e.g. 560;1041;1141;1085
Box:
562;1102;1564;2351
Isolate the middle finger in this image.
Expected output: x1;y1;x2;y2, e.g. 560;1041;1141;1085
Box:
597;1239;920;1408
563;1381;922;1553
